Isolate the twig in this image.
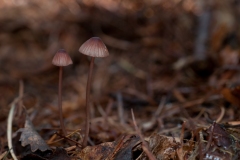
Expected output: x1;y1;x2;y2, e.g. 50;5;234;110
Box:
178;121;186;160
162;94;222;119
55;132;82;148
216;106;225;123
155;96;166;117
205;122;216;153
7;98;21;160
107;134;131;160
131;109;156;160
97;100;113;130
100;33;133;50
47;133;57;144
180;121;186;146
65;145;76;152
142;97;166;131
7;104;17;160
48;129;81;145
194;130;204;160
198;131;204;160
7;81;24;160
0;151;9;160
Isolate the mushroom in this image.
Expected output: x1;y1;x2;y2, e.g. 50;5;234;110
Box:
79;37;109;147
52;49;73;136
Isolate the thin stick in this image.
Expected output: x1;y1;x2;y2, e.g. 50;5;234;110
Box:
58;66;67;136
7;81;24;160
178;121;186;160
7;101;18;160
180;121;186;146
198;131;204;160
0;151;8;160
155;96;166;117
65;145;76;152
55;132;82;147
216;106;225;123
205;121;215;153
131;109;156;160
48;129;81;145
83;57;95;147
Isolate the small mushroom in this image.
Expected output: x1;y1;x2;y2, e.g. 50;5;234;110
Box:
52;49;73;136
79;37;109;147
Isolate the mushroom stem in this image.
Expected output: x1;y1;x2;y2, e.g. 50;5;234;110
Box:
83;57;95;147
58;66;67;136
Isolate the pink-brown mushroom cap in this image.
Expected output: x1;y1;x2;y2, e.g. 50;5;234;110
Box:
52;49;73;66
79;37;109;57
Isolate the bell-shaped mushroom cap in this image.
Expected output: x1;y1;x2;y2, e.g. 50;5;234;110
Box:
52;49;73;66
79;37;109;57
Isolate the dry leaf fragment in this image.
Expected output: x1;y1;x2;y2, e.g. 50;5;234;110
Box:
139;133;180;160
114;135;140;160
206;123;233;149
77;142;115;160
77;134;140;160
18;115;51;152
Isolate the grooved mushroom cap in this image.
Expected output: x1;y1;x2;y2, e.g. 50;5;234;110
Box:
52;49;73;66
79;37;109;57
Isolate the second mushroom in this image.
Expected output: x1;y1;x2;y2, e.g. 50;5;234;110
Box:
52;49;73;136
79;37;109;147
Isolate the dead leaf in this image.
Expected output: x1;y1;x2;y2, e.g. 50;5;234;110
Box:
113;135;140;160
18;115;51;152
206;123;233;149
138;133;180;160
77;134;140;160
77;142;115;160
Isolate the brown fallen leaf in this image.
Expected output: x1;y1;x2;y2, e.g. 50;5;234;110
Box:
18;115;51;152
138;133;180;160
112;134;140;160
206;123;233;150
77;134;140;160
77;142;115;160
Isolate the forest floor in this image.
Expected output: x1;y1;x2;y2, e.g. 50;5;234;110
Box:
0;0;240;159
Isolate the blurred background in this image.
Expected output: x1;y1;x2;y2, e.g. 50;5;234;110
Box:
1;0;240;145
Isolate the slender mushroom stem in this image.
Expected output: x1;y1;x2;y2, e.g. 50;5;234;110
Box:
58;66;67;136
83;57;95;147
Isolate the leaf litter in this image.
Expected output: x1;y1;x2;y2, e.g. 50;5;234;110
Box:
18;115;51;152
